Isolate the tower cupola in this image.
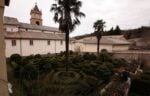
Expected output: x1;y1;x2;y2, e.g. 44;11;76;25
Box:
30;3;42;25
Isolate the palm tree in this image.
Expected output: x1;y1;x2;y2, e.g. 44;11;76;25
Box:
93;19;105;57
51;0;85;71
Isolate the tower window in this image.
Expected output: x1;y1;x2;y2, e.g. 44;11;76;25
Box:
12;40;16;46
47;40;51;45
30;40;34;46
36;21;40;25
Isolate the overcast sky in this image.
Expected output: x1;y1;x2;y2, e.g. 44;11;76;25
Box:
4;0;150;36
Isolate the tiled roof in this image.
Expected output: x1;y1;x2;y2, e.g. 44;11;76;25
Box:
5;32;65;40
75;35;131;45
4;16;59;32
4;16;19;25
19;23;59;32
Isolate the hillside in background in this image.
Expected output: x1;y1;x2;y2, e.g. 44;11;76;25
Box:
73;31;112;40
123;26;150;39
74;26;150;40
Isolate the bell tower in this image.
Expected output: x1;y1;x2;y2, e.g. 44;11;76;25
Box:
30;3;42;25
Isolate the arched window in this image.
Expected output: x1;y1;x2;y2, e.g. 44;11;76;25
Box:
36;21;40;25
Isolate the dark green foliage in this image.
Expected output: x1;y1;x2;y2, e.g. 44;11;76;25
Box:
53;71;81;84
106;25;122;35
114;25;121;35
8;52;128;96
123;26;150;39
70;55;84;69
83;53;97;60
38;58;52;74
59;51;74;56
129;71;150;96
112;58;127;68
121;71;130;81
71;55;84;64
101;49;108;53
34;54;42;59
99;52;113;62
95;63;113;81
14;64;38;81
25;81;47;96
107;27;114;35
74;76;99;96
10;54;22;65
69;50;74;55
22;55;35;65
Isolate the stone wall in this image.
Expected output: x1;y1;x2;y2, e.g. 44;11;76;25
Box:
113;51;150;69
0;0;9;95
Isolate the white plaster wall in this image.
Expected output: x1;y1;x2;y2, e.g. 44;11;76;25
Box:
28;29;42;33
21;40;56;56
100;44;113;52
84;44;113;52
43;31;54;33
84;44;97;52
74;43;113;53
55;32;64;35
55;40;65;53
19;28;26;32
5;39;21;57
112;45;129;51
74;43;85;52
55;40;74;52
69;43;75;51
5;25;18;32
5;39;74;57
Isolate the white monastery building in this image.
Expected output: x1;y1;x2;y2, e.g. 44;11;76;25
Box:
4;4;74;57
4;4;131;57
74;35;131;53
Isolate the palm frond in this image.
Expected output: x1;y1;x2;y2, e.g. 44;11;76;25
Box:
51;0;85;33
53;13;58;22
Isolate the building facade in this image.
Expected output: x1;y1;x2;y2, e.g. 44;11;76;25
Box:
4;4;74;57
74;35;131;53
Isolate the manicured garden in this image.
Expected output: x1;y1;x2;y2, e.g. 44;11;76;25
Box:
7;51;128;96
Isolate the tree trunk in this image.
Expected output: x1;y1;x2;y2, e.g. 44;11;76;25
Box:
97;38;100;58
65;30;69;71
